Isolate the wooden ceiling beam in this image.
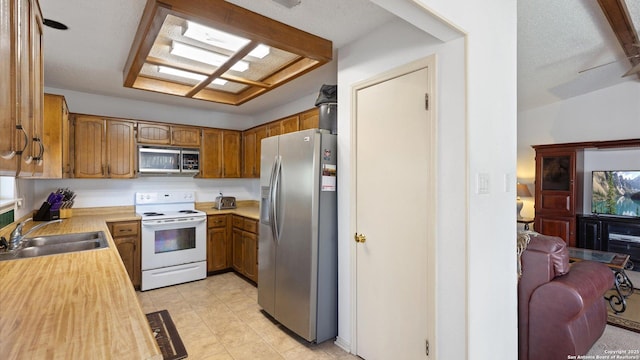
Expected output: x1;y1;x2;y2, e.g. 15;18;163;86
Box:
597;0;640;79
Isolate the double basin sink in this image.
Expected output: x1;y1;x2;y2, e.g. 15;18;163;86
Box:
0;231;109;262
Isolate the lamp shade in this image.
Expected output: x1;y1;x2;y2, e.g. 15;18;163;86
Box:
517;183;532;198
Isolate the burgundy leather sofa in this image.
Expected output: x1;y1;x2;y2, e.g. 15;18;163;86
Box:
518;233;613;360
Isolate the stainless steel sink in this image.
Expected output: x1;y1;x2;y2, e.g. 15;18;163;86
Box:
22;231;105;247
0;231;109;261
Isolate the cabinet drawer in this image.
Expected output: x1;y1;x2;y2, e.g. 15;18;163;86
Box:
232;215;244;228
208;215;227;228
243;218;258;233
110;221;139;237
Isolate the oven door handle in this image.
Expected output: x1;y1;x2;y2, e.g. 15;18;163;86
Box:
141;217;206;227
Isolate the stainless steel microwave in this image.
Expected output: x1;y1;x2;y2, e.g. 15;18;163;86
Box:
138;146;199;174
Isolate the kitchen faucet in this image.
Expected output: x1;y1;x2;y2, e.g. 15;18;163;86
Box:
8;218;63;250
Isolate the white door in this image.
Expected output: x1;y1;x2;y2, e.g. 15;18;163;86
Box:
354;57;436;359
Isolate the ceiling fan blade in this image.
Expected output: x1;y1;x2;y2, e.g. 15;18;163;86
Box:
622;62;640;77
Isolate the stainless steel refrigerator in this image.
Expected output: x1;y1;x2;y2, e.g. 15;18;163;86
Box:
258;128;337;343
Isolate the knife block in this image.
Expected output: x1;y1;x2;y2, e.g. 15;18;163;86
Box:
34;202;60;221
59;208;72;219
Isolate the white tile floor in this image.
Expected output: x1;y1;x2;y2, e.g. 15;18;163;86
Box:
137;272;359;360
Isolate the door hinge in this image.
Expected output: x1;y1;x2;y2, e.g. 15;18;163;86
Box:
425;93;429;110
425;339;430;356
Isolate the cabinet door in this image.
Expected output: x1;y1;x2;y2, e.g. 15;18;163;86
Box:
106;120;135;178
207;227;227;272
267;122;282;137
577;217;602;250
281;115;299;134
137;122;170;145
16;0;33;171
25;0;43;177
242;130;256;178
41;94;68;178
114;236;140;288
201;128;223;178
254;126;268;178
222;130;241;178
109;221;141;288
74;116;106;178
232;227;244;273
172;126;201;147
299;108;319;130
243;231;258;282
0;0;17;174
535;149;576;216
535;216;575;246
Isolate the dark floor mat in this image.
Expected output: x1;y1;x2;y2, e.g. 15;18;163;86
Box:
146;310;188;360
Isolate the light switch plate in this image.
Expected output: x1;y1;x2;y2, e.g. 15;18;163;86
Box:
477;173;490;195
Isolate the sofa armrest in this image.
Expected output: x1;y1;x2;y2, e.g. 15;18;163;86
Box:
530;260;613;321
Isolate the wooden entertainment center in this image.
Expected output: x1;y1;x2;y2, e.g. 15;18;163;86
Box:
533;139;640;269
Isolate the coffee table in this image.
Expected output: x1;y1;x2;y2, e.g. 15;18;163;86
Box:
568;247;635;314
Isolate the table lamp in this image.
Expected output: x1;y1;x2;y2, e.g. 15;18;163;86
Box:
517;183;532;219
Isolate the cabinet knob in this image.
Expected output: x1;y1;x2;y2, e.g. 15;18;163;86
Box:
354;233;367;243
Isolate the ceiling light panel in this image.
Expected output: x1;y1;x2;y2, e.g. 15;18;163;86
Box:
124;0;332;106
183;21;250;52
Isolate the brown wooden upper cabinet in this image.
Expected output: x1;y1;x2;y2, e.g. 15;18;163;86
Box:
37;94;71;179
281;115;299;134
299;108;319;130
1;0;43;177
73;114;136;179
171;126;201;147
200;129;241;178
137;122;201;147
242;125;268;178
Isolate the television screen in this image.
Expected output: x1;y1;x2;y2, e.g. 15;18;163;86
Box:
592;171;640;217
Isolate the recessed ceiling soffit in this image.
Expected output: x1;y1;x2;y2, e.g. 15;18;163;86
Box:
123;0;333;106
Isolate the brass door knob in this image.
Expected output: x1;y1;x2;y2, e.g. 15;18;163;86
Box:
354;233;366;243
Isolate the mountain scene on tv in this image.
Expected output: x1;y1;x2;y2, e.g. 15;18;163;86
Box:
592;171;640;217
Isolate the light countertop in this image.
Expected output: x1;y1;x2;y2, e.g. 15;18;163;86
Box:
0;214;162;360
0;202;259;359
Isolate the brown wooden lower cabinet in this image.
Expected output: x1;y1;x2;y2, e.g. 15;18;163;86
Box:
206;214;258;283
231;215;259;282
534;216;575;247
107;220;141;288
207;215;228;272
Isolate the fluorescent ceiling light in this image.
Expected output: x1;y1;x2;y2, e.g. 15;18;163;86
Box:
157;66;206;81
171;41;249;72
184;21;250;52
157;66;227;86
248;44;270;59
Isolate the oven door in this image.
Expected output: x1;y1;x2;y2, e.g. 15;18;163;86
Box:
140;216;207;270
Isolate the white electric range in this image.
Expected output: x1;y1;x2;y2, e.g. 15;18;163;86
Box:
135;191;207;291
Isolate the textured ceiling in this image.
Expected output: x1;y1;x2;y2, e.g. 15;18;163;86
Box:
39;0;395;116
518;0;640;111
39;0;640;117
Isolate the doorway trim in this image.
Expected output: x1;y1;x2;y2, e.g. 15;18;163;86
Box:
349;54;438;357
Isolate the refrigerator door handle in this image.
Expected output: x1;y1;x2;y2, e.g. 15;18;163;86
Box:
271;155;282;242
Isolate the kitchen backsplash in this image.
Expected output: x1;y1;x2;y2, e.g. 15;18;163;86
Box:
30;177;260;210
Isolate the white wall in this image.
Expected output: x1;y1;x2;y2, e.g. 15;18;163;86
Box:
414;1;518;359
518;81;640;218
337;0;517;356
32;177;259;209
44;87;256;130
